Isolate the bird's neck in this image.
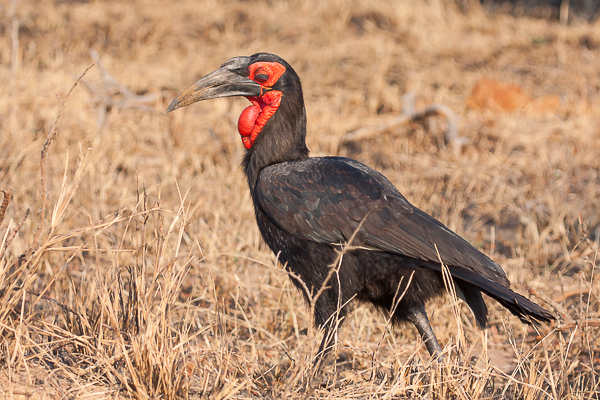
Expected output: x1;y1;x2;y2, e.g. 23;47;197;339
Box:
242;97;309;189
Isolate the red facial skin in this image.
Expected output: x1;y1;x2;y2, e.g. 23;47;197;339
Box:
237;62;286;149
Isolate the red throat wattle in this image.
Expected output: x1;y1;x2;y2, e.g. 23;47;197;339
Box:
238;90;282;149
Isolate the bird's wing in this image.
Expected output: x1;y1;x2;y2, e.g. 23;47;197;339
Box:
256;156;510;287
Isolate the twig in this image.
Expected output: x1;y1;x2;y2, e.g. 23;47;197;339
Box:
343;92;468;150
33;62;96;249
25;290;79;317
0;208;29;259
0;189;11;227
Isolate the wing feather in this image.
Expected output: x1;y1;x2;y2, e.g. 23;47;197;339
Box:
257;156;510;287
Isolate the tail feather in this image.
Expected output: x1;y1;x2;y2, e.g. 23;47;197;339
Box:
455;281;488;329
423;261;554;325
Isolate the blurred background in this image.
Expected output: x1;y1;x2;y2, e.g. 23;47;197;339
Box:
0;0;599;398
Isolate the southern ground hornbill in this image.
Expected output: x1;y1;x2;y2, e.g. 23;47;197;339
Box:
167;53;554;361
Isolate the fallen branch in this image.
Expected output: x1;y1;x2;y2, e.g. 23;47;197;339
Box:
555;320;600;331
553;288;591;303
343;92;468;150
82;49;167;130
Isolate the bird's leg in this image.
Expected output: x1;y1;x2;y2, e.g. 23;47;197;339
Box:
316;321;337;361
313;312;344;370
311;291;349;371
406;303;443;359
304;315;341;391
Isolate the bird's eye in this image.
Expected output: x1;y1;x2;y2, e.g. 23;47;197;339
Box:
254;73;269;83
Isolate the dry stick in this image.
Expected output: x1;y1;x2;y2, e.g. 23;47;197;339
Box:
24;289;79;317
0;189;11;226
32;61;96;250
82;50;164;130
343;92;466;148
531;281;597;335
553;288;591;303
0;208;29;259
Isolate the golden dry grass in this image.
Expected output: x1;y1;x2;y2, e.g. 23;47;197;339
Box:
0;0;599;398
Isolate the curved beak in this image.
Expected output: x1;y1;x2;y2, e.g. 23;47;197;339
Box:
167;65;261;113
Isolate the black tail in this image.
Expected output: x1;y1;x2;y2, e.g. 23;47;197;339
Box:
423;262;554;326
455;281;488;328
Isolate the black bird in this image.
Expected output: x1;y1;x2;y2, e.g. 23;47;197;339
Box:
167;53;554;360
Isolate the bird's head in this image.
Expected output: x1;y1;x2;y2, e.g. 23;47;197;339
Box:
167;53;302;150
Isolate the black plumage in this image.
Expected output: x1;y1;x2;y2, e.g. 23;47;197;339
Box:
168;53;554;362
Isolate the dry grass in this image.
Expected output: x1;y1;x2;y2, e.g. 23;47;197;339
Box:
0;0;599;398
